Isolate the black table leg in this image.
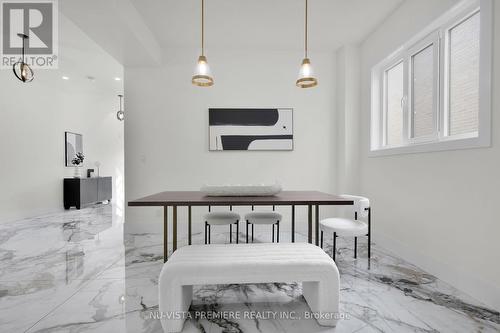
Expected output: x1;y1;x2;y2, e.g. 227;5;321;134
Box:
291;205;295;243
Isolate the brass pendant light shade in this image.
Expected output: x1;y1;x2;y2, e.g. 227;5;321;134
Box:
296;0;317;88
296;58;317;88
192;55;214;87
192;0;214;87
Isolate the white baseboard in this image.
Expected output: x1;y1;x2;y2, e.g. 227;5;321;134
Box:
374;232;500;311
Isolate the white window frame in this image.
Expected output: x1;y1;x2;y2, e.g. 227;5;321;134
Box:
370;0;492;156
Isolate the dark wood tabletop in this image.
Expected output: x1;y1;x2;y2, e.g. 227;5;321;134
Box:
128;190;354;207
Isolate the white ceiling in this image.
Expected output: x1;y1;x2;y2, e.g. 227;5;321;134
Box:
131;0;404;52
60;0;162;66
62;0;403;66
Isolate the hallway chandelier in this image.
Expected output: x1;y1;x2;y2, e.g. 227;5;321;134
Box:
192;0;214;87
116;94;124;121
296;0;318;88
13;33;34;83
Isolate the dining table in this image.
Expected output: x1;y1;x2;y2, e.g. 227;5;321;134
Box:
128;190;354;261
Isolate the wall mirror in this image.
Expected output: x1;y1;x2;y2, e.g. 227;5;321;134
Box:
65;132;83;167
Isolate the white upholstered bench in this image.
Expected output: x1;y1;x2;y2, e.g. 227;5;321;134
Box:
159;243;340;333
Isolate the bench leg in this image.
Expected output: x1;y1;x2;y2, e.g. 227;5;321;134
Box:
272;224;275;242
230;224;232;244
159;283;193;333
303;278;340;327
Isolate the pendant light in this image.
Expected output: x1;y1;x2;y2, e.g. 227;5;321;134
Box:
116;94;124;121
296;0;317;88
13;33;34;83
192;0;214;87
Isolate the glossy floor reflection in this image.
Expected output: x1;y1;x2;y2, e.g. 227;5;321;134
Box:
0;204;498;332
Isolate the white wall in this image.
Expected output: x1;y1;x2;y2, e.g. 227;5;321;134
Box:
0;15;124;223
124;47;337;236
336;45;361;195
358;0;500;310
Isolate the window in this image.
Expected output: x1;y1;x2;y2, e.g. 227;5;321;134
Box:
447;11;480;137
371;0;491;155
409;38;439;141
384;62;404;146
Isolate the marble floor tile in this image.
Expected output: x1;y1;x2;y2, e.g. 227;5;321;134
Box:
1;204;498;333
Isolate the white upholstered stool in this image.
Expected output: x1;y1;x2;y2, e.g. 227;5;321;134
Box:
204;208;241;244
319;195;371;260
244;210;282;243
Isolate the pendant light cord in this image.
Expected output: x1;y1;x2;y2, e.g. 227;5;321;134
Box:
22;36;25;62
305;0;308;58
201;0;205;56
21;34;27;63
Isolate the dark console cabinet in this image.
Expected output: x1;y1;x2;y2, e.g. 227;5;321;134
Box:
64;177;112;209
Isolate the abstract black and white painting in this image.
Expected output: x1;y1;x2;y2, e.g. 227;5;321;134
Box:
209;108;293;151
